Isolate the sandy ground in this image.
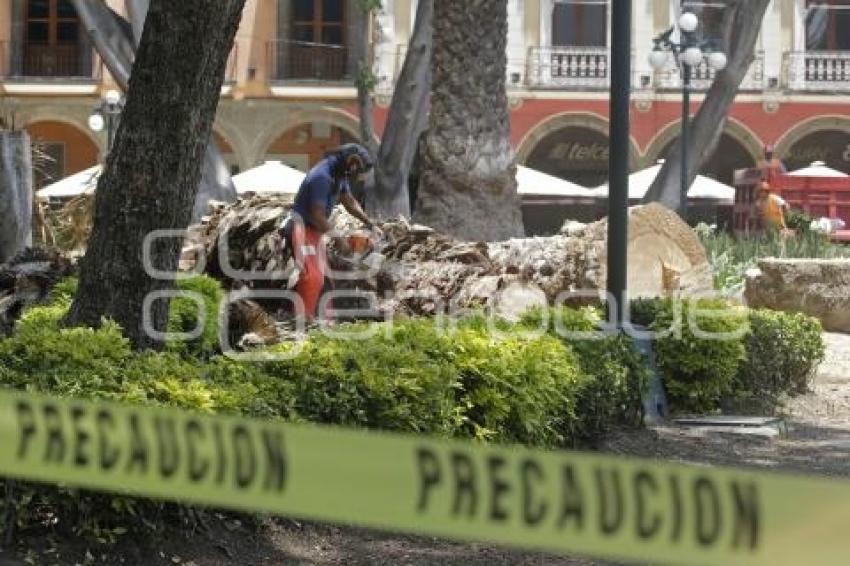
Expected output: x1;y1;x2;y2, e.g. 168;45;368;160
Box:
4;334;850;565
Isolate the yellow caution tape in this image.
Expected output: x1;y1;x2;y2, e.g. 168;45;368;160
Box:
1;389;849;565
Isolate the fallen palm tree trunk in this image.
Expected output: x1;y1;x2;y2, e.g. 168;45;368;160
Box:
189;199;713;320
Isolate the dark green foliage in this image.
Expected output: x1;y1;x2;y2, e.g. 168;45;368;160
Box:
46;275;226;358
167;275;225;358
1;289;821;547
449;327;585;446
651;300;749;414
49;276;79;303
628;297;672;328
731;309;825;413
633;298;824;415
0;298;294;546
785;207;815;235
519;307;649;439
265;320;462;435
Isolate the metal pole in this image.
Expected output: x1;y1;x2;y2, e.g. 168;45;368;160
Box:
680;63;691;217
608;0;631;327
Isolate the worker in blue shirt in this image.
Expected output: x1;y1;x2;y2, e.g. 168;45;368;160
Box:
283;144;379;320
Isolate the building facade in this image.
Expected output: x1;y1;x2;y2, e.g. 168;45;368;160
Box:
1;0;849;193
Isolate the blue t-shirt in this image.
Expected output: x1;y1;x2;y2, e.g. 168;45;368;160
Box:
292;155;350;227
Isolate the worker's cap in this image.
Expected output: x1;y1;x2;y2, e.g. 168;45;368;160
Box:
337;143;375;177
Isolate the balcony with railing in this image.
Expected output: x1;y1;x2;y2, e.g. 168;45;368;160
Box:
653;51;765;91
0;41;100;82
266;39;351;83
526;46;609;89
785;51;850;93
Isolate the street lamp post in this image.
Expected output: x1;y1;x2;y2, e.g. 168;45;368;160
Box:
88;89;124;154
649;12;727;216
608;0;631;328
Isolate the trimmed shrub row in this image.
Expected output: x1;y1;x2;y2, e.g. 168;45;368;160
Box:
634;298;825;414
0;279;645;544
0;277;825;546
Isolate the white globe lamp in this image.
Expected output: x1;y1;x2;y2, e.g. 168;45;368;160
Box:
649;49;669;71
679;12;699;33
708;51;728;71
88;112;105;133
682;47;704;67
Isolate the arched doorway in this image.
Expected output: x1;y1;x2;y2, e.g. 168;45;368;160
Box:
782;129;850;174
525;125;611;187
655;133;754;228
264;122;358;171
25;120;99;188
658;132;757;186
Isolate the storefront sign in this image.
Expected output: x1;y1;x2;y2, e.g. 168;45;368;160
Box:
547;141;609;164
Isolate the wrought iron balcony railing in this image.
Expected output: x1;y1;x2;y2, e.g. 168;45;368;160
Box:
0;41;100;80
267;39;351;82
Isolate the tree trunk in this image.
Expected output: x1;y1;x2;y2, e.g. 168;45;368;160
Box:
355;3;379;156
368;0;433;220
65;0;245;349
0;131;33;264
71;0;237;222
643;0;770;212
413;0;523;241
357;72;378;156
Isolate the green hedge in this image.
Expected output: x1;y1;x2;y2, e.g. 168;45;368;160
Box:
637;298;824;415
651;299;749;413
0;285;648;546
519;307;648;440
732;309;825;413
0;280;823;547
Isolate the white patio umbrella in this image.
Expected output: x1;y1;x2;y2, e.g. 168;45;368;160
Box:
591;161;735;202
788;161;849;178
37;165;102;198
232;161;307;195
516;165;592;197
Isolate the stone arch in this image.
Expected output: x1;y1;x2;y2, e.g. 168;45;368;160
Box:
643;118;761;185
516;112;639;188
644;117;763;167
774;115;850;173
211;113;251;173
250;106;365;166
24;119;100;187
22;113;102;153
516;111;640;167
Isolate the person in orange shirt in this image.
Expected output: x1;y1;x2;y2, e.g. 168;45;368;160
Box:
755;181;790;233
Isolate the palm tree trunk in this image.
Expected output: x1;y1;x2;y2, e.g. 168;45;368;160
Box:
643;0;770;213
414;0;523;241
65;0;245;349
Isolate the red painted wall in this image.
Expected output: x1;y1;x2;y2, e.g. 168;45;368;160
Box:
350;97;850;160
